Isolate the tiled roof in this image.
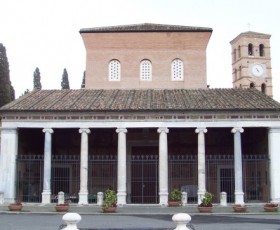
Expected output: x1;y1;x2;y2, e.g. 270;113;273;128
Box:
80;23;212;33
1;88;280;113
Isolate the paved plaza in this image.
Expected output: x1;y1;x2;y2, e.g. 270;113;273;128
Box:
0;204;279;230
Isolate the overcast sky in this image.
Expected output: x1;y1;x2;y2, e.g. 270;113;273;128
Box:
1;0;280;101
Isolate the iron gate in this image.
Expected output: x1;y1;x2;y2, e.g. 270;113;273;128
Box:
131;155;158;203
16;154;269;203
169;155;198;203
88;155;117;197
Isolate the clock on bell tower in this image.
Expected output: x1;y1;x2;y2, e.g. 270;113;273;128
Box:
230;31;273;97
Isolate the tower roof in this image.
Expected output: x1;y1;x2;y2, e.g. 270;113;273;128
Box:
230;31;271;44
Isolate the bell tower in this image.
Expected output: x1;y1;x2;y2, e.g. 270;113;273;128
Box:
230;31;272;97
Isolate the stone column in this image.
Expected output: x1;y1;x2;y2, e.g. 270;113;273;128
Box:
231;127;244;205
0;128;18;203
195;127;207;204
157;127;169;206
78;128;91;205
116;128;127;205
268;127;280;203
42;128;53;204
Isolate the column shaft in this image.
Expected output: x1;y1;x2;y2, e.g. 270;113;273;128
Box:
0;128;18;203
231;127;244;205
195;128;207;204
78;128;91;205
268;128;280;203
157;127;169;206
116;128;127;205
42;128;53;204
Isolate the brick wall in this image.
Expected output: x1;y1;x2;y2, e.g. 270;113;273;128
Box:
81;31;212;89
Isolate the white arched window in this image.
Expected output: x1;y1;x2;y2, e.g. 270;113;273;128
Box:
140;59;152;81
171;59;184;81
108;59;121;81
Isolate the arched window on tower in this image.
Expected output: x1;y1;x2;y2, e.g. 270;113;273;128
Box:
140;59;152;81
171;58;184;81
259;44;265;57
239;66;242;78
234;68;237;81
238;45;241;58
250;82;255;88
248;43;253;56
261;83;266;94
233;48;237;61
108;59;121;81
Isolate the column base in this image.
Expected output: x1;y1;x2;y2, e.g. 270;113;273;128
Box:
78;192;88;205
159;192;168;206
270;198;280;204
197;190;206;205
0;192;4;204
234;191;244;205
41;191;51;204
117;192;127;206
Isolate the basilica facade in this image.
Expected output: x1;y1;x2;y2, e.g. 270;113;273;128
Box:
1;23;280;205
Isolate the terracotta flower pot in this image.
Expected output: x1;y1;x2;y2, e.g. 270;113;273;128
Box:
233;205;247;212
55;204;69;212
168;200;181;207
102;206;117;213
8;203;23;211
263;203;278;212
197;206;213;213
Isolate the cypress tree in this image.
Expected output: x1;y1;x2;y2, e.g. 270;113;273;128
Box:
81;71;85;88
33;67;42;90
0;43;15;107
61;68;70;89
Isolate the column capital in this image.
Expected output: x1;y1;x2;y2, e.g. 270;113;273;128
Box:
157;127;169;134
268;127;280;134
195;127;207;134
43;128;53;134
0;127;18;134
116;128;127;134
79;128;91;134
231;127;244;134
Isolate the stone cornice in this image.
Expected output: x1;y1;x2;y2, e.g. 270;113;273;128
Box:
1;111;280;122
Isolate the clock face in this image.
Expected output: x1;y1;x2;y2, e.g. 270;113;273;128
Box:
251;64;265;77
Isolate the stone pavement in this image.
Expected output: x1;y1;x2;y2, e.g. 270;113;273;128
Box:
0;204;279;230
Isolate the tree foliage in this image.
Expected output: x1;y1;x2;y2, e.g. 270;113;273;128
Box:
33;67;42;90
61;68;70;89
0;43;15;107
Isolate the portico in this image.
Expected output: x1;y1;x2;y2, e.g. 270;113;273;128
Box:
1;110;280;205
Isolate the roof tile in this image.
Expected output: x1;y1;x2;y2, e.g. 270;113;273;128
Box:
1;88;280;113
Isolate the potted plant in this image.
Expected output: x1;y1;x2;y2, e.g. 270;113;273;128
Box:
232;204;247;212
102;189;117;213
197;192;213;212
55;202;69;212
8;201;23;211
263;203;278;212
168;188;182;207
